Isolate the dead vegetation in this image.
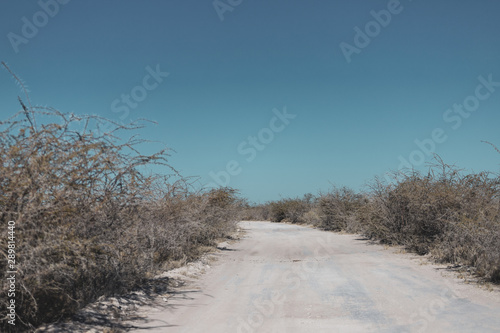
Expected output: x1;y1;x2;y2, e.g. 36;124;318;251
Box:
0;64;242;332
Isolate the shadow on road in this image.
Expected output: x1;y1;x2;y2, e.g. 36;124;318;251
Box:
36;277;207;333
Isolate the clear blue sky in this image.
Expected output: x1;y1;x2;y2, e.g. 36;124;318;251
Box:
1;0;499;203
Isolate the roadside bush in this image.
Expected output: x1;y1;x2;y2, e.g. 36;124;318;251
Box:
241;203;271;221
432;172;500;281
269;198;309;223
315;187;366;232
367;165;499;254
378;172;457;253
0;65;241;331
301;207;322;226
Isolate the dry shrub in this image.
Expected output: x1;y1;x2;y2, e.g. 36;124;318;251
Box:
315;187;366;232
377;172;458;253
0;65;241;331
269;198;309;223
432;172;500;281
241;203;271;221
366;163;499;255
359;161;500;281
301;208;322;226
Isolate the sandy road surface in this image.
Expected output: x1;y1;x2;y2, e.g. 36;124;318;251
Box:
129;221;500;333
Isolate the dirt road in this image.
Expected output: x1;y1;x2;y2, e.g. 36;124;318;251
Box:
129;221;500;332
